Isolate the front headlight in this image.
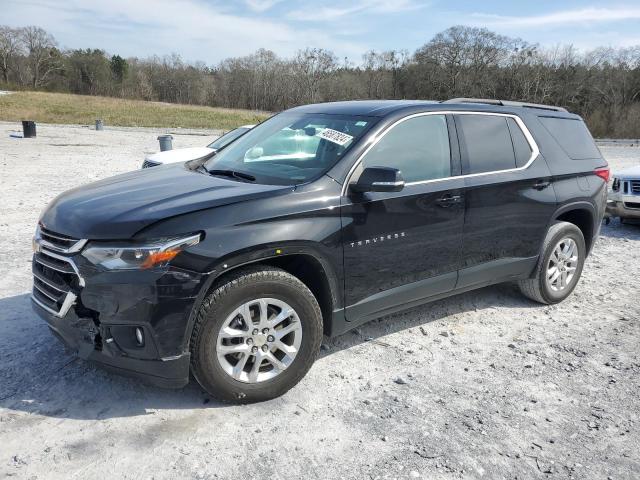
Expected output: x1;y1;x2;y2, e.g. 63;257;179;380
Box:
81;233;201;270
612;177;620;191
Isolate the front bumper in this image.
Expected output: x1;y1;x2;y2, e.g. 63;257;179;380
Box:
33;299;191;388
31;245;208;388
606;199;640;219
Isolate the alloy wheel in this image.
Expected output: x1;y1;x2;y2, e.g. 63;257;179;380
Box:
216;298;302;383
546;237;579;292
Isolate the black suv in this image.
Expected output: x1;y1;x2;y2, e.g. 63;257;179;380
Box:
32;99;608;402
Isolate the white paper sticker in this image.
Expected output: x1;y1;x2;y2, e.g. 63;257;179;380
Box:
317;128;354;146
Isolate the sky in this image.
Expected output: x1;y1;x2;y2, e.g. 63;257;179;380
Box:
1;0;640;64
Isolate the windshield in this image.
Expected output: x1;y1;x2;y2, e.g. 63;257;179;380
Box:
207;127;251;150
204;113;375;185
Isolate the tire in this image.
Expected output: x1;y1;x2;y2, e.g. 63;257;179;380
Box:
518;221;586;305
190;266;323;403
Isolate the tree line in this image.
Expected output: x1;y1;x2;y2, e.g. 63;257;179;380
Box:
1;25;640;137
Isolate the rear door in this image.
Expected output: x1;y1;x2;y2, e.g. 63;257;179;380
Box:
341;113;465;323
454;113;557;288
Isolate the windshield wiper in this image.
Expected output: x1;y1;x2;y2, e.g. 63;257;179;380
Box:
207;169;256;182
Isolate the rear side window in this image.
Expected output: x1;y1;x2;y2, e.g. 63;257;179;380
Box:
456;115;516;174
361;114;451;183
538;116;601;160
506;118;533;167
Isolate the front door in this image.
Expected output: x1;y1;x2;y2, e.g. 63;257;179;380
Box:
340;113;465;323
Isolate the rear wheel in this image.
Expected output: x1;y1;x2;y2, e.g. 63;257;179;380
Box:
190;266;322;403
518;221;586;304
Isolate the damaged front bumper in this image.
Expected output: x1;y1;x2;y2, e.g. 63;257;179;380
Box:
31;248;208;388
33;302;192;388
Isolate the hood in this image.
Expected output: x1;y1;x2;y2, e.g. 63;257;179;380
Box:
613;165;640;180
146;147;215;164
40;163;290;239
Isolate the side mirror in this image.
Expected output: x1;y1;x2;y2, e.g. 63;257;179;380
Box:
350;167;405;193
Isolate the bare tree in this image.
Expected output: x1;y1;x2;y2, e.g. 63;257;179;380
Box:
0;26;23;84
293;48;337;104
362;50;387;98
20;25;61;87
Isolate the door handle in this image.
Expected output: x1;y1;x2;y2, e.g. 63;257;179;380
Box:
436;194;461;207
533;180;551;190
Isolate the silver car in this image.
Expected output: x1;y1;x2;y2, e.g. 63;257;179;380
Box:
607;165;640;222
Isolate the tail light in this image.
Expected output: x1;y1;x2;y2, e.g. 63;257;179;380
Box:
594;166;610;183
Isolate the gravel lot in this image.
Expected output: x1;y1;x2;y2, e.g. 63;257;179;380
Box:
1;122;639;480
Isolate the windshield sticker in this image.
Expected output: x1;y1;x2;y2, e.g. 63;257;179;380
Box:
317;128;354;146
355;121;368;127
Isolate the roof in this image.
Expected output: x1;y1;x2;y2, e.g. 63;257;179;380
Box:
288;100;440;117
287;99;577;119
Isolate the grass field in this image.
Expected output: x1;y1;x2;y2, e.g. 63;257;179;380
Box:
0;91;269;129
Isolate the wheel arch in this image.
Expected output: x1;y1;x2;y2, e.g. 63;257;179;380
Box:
551;202;598;254
184;247;341;347
254;254;335;336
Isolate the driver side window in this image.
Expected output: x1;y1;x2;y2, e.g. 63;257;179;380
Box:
361;114;451;183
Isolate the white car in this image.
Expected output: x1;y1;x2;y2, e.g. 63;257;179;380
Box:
142;125;255;168
607;165;640;222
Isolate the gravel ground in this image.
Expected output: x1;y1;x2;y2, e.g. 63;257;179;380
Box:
0;122;639;480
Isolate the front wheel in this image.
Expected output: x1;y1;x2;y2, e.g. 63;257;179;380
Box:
190;266;323;403
518;221;586;304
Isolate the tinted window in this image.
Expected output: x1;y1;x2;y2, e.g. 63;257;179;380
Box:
538;116;601;160
457;115;516;174
361;115;451;183
507;117;533;167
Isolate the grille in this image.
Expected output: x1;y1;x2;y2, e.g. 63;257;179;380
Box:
630;180;640;194
624;202;640;210
32;229;86;318
142;160;160;168
39;226;87;253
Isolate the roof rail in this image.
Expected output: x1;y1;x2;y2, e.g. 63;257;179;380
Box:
443;98;567;112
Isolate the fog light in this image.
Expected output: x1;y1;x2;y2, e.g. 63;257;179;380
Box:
135;327;144;346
